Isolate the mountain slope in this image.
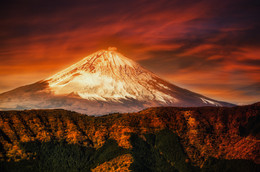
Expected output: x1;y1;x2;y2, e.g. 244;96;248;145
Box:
0;48;233;115
0;104;259;171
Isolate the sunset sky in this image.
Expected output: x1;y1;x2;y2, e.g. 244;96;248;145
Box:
0;0;259;105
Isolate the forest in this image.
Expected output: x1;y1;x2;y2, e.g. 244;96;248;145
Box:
0;103;259;171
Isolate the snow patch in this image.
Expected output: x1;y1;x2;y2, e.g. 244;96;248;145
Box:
158;83;171;90
200;98;221;106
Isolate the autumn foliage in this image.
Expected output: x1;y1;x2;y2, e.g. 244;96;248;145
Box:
0;103;259;171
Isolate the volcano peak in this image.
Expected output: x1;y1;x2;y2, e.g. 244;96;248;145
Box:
0;49;233;115
107;46;117;51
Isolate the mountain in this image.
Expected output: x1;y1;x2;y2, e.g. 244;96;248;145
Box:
0;47;233;115
0;104;259;171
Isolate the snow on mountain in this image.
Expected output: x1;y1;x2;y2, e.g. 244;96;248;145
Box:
0;47;234;115
47;48;175;103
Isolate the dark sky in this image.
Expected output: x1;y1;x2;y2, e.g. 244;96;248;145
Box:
0;0;259;104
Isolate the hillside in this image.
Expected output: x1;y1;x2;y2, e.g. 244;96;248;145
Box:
0;104;259;171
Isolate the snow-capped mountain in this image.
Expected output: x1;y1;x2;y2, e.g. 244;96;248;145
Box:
0;48;233;115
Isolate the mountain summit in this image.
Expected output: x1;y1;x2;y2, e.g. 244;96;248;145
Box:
0;48;233;115
47;48;175;104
